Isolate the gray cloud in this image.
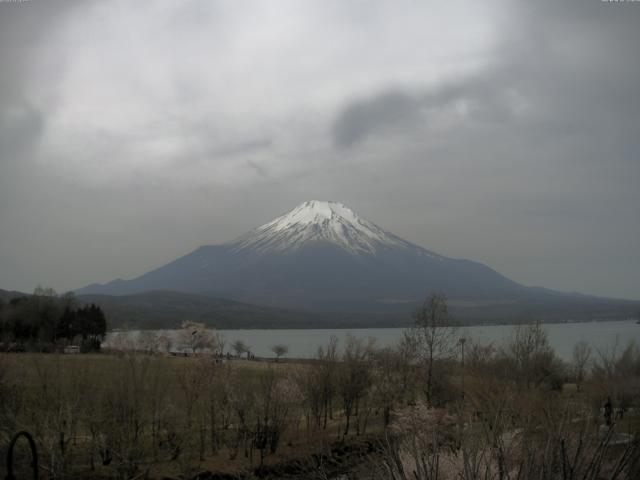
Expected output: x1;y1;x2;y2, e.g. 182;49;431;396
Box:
0;0;639;300
329;0;640;298
333;91;420;148
0;103;44;157
333;0;640;159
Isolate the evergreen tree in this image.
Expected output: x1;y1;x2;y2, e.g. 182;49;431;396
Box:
0;292;107;351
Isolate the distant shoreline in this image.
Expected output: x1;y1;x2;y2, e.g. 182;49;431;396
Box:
107;316;639;333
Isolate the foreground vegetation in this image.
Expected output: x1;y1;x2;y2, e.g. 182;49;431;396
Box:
0;294;638;479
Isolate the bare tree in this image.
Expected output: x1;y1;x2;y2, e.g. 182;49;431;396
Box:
503;321;562;390
226;366;257;460
294;364;324;430
372;341;418;428
338;335;374;435
252;368;301;464
572;340;592;390
410;293;457;405
231;339;248;358
271;344;288;362
212;332;226;357
317;336;339;429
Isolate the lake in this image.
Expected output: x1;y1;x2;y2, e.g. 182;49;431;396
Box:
105;319;640;361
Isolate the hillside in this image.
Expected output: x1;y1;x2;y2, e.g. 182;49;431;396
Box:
75;290;400;329
2;287;637;329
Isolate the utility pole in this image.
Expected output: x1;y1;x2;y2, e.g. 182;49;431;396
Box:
459;337;466;402
456;337;467;451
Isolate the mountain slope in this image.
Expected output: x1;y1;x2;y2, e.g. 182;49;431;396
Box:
76;290;640;329
76;290;373;329
229;200;416;255
77;201;638;326
77;201;529;311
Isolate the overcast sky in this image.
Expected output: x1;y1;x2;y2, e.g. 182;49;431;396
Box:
1;0;639;300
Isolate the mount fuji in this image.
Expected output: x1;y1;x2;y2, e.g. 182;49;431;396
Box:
77;201;638;321
78;201;525;307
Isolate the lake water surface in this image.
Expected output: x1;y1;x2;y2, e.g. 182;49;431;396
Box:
106;320;640;361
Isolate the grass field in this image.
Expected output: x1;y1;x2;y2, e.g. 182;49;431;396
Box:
1;329;639;480
0;351;388;479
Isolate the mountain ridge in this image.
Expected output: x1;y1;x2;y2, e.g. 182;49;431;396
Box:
76;201;638;321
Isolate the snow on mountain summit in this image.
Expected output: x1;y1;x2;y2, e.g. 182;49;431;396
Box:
228;200;416;255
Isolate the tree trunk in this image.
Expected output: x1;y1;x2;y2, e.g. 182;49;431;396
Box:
426;353;434;405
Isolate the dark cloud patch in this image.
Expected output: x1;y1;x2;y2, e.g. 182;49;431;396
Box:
333;0;640;170
333;90;420;147
0;1;82;102
0;103;44;159
0;0;83;164
246;159;268;178
214;139;272;157
175;138;273;169
332;79;526;148
327;0;640;297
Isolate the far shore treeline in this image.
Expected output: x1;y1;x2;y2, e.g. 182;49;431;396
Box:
0;286;106;352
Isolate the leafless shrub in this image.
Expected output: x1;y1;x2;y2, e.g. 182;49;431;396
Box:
572;340;592;389
271;343;289;361
410;293;458;405
376;403;640;480
338;335;375;436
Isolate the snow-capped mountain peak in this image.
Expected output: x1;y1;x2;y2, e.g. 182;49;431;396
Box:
228;200;414;255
